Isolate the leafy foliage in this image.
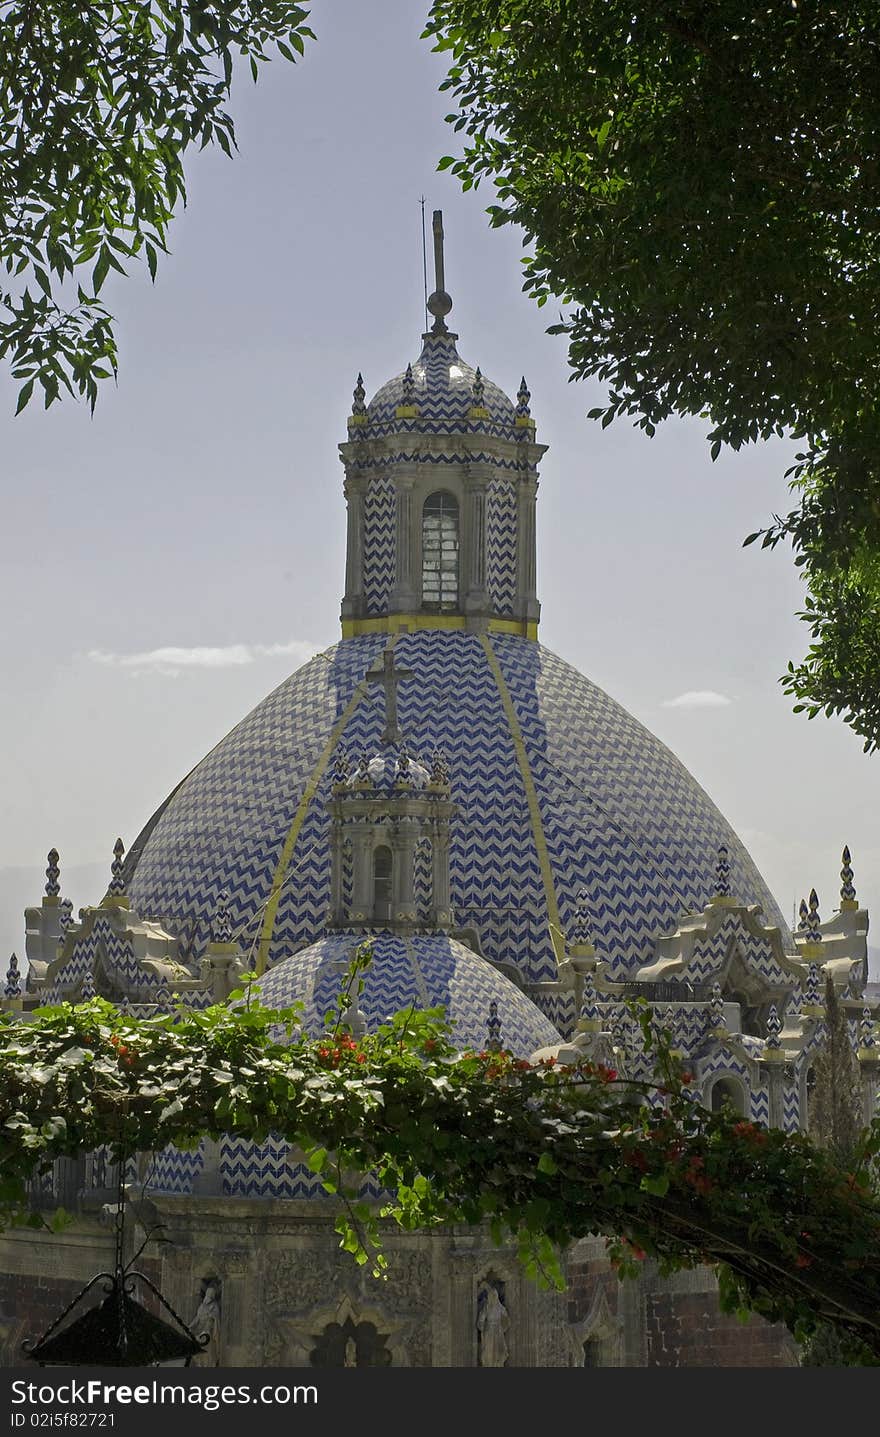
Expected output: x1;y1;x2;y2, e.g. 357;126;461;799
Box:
2;954;880;1361
425;1;880;749
0;2;314;411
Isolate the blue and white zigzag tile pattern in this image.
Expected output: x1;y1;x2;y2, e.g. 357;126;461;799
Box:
129;635;386;969
486;478;517;615
685;912;790;988
253;931;561;1056
43;913;154;1004
363;476;395;615
365;334;517;441
128;630;790;991
490;636;790;977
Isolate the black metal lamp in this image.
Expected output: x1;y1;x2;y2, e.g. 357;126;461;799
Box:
22;1160;206;1367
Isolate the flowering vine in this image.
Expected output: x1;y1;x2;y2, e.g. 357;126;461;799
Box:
1;958;878;1363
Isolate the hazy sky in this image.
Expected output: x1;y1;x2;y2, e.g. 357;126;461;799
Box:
1;1;876;970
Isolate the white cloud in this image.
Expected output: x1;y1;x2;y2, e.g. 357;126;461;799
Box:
660;689;733;709
87;639;320;676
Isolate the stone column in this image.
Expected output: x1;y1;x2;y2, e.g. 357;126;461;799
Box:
763;1053;787;1129
858;1050;879;1128
430;821;453;927
515;475;540;622
348;826;373;924
463;477;489;620
391;475;417;611
341;476;364;618
328;816;344;926
391;819;418;924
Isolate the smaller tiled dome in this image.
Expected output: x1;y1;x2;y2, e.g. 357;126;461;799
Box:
364;332;517;440
252;932;561;1057
347;745;430;793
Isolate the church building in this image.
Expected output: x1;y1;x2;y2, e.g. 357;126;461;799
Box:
2;215;876;1368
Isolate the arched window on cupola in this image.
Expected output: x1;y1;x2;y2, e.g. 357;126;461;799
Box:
421;491;459;611
373;844;393;923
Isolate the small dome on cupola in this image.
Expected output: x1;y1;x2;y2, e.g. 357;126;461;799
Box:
345;743;430;794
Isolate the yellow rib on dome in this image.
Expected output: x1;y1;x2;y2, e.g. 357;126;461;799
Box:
478;633;565;968
255;639;399;973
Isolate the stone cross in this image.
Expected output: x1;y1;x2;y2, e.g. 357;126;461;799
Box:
365;648;413;745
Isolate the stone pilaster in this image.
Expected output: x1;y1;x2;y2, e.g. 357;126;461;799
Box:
463;472;489;621
515;474;540;622
348;826;373;923
341;476;365;618
390;474;417;612
391;820;418;924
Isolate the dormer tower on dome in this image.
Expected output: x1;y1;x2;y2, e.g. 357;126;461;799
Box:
339;211;546;639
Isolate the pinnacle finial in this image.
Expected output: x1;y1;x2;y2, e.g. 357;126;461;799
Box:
804;962;821;1009
45;848;60;898
516;376;531;417
107;838;126;898
765;1004;782;1048
471;366;485;408
840;845;856;904
861;1006;876;1050
212;891;233;945
402;362;415;405
571;888;594;948
708;981;725;1028
580;970;599;1024
429;747;450;787
714;844;731;899
4;954;21;1000
351;372;366;418
485;999;502;1052
798;897;809;933
426;210;452;333
333;750;351;786
805;888;822;944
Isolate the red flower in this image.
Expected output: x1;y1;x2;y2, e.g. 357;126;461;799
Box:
680;1071;694;1085
356;1054;367;1065
423;1040;437;1054
795;1253;813;1269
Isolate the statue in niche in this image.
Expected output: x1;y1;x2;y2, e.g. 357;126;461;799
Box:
344;1336;357;1367
191;1276;222;1366
476;1282;509;1368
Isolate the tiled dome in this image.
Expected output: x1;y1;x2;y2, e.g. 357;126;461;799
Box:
252;931;561;1057
126;630;791;986
364;332;517;439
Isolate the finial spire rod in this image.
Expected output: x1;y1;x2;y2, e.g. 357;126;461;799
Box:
432;210;445;296
426;209;452;333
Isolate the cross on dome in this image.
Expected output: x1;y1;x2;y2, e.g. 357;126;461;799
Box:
365;648;413;745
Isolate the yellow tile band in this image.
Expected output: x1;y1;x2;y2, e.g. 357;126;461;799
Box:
341;614;538;640
478;633;565;968
255;639;398;973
